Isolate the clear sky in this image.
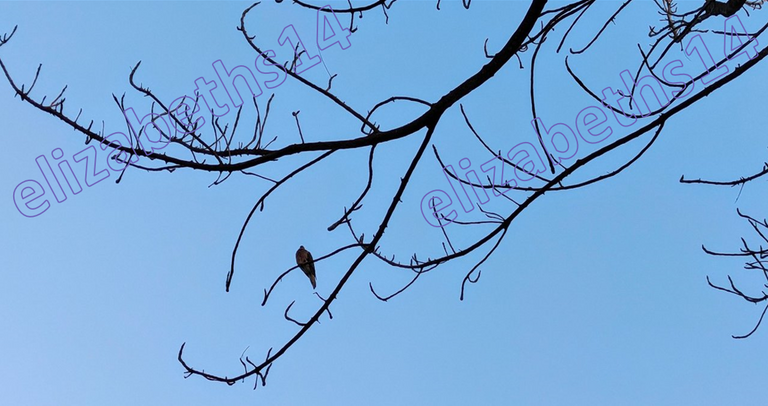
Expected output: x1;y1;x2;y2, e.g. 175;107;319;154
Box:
1;1;767;405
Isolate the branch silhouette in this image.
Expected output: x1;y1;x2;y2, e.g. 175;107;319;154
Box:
2;0;766;389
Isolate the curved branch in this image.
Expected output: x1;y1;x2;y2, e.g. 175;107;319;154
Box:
227;151;336;292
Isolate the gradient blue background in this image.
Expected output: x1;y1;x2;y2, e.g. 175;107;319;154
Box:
1;1;767;404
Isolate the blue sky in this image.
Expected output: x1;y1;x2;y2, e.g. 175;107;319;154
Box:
1;1;768;405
